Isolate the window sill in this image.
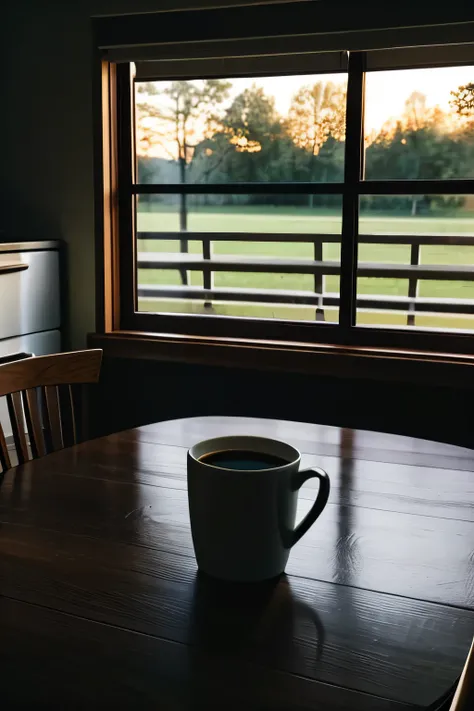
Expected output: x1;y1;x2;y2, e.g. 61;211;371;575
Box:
88;331;474;389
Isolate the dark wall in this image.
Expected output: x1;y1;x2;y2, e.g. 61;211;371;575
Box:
4;0;474;349
90;357;472;449
2;0;270;348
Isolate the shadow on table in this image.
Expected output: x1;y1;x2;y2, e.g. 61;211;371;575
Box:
187;571;325;669
186;571;326;708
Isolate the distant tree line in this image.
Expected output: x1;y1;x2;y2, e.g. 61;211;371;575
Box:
136;79;474;222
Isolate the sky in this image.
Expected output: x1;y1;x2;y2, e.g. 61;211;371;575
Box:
220;66;474;133
137;65;474;156
362;66;472;133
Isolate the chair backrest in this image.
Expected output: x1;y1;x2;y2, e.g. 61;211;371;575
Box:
0;349;102;472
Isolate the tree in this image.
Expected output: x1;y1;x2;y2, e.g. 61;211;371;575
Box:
403;91;431;131
451;83;474;117
288;82;345;153
192;85;283;184
137;79;230;286
191;83;346;208
402;92;434;215
223;86;279;150
136;80;231;230
365;92;470;214
450;82;474;180
287;82;346;204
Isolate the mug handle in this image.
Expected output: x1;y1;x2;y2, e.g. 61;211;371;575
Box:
291;468;330;546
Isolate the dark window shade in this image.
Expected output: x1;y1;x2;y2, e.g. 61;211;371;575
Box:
134;51;347;82
95;1;474;49
105;27;474;65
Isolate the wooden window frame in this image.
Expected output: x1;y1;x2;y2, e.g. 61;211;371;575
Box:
94;15;474;357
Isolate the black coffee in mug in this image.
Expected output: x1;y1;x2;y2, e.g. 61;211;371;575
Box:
199;449;288;471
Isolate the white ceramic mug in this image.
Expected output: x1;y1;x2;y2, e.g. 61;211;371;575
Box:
187;435;330;582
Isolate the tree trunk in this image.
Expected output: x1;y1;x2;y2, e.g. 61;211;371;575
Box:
411;196;419;216
178;155;189;286
179;156;188;231
308;152;315;209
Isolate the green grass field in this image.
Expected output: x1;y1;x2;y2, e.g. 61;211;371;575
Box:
136;205;474;330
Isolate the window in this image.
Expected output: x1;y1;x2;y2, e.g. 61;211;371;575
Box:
135;72;346;325
359;66;474;335
101;25;474;353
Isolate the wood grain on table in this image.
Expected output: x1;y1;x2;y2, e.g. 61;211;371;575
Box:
1;416;473;710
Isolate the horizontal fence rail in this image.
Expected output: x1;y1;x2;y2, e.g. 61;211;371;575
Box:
138;232;474;246
136;231;474;323
138;253;342;275
137;253;474;281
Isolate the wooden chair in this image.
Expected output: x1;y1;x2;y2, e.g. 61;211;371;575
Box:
0;349;102;472
427;638;474;711
449;638;474;711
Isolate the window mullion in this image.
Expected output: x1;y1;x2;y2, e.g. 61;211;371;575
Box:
339;51;365;331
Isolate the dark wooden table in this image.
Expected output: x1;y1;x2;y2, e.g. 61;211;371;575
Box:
1;416;474;710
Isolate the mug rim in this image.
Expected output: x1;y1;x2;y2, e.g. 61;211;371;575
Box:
188;435;301;473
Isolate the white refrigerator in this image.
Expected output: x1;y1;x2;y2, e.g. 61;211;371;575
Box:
0;240;61;436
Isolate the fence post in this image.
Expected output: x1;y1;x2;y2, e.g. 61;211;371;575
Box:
202;236;213;311
407;241;420;326
314;237;325;322
179;237;190;286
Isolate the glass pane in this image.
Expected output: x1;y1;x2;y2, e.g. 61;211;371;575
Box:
357;195;474;332
364;66;474;180
135;73;347;184
136;195;342;322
